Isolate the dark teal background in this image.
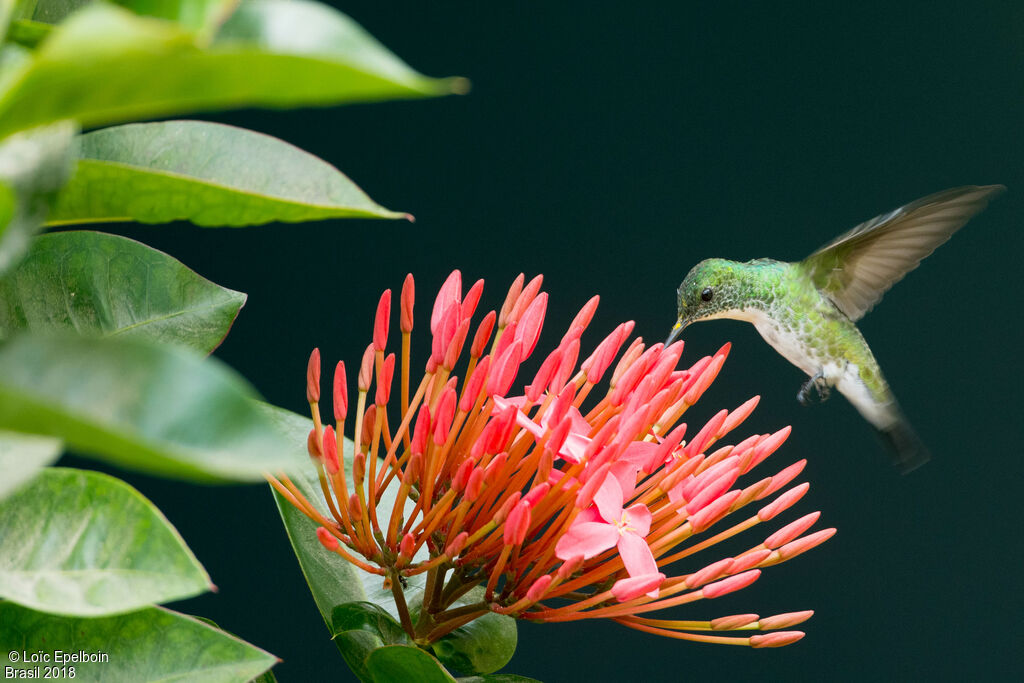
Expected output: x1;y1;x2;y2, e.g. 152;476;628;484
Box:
83;2;1023;680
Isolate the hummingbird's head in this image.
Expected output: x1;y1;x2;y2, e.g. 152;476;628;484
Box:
667;258;746;344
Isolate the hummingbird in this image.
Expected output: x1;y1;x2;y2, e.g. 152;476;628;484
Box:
666;185;1004;473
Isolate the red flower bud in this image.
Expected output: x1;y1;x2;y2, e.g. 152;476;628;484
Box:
400;274;415;333
316;527;338;551
306;348;321;404
373;289;391;352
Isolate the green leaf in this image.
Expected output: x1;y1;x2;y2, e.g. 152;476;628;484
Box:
332;602;410;647
0;230;245;351
0;467;211;615
0;603;277;682
0;121;75;275
32;0;238;34
268;404;428;626
0;334;295;481
249;669;280;683
0;1;466;139
1;0;14;35
0;429;60;500
0;44;32;89
457;676;542;682
28;0;88;23
365;645;457;683
32;0;241;37
49;121;407;227
429;587;517;676
6;18;51;48
192;615;282;682
332;602;410;682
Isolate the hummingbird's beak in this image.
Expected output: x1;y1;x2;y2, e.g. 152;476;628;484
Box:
665;318;686;345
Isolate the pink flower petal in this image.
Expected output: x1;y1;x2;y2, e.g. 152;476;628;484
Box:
567;406;591;434
559;433;591;464
623;503;652;537
620;441;660;472
555;522;619;560
492;395;545;439
592;475;625;522
617;528;658;578
573;506;602;525
609;460;640;499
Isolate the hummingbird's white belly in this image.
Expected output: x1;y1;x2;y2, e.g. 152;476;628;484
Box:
746;310;895;429
746;311;820;377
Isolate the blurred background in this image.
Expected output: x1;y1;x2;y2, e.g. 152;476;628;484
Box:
70;1;1023;680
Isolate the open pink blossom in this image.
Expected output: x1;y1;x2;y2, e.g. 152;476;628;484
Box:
556;474;665;597
493;394;591;463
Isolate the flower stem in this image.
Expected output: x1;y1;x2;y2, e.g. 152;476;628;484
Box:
425;608;491;642
389;569;415;636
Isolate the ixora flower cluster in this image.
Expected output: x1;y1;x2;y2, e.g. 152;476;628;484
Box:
269;272;834;648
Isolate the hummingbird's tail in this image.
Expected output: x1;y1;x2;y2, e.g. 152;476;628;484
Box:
876;418;930;474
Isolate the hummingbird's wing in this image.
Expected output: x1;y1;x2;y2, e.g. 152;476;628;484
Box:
802;185;1005;321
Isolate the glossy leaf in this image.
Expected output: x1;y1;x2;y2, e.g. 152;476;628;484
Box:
1;0;13;35
332;602;410;682
193;615;282;682
0;121;75;275
27;0;89;23
332;602;410;647
0;44;31;89
0;603;277;682
49;121;407;227
6;19;51;48
0;334;295;481
0;1;466;138
32;0;240;36
0;230;245;351
430;587;517;676
250;669;281;683
0;467;211;615
366;645;458;683
0;429;60;500
266;403;427;626
457;676;542;682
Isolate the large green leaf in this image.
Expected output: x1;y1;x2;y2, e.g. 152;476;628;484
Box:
0;334;295;481
0;467;211;615
0;603;277;682
429;587;517;676
5;18;51;48
458;676;541;682
266;403;427;627
1;0;13;34
193;616;282;682
366;645;457;683
332;602;411;682
49;121;407;227
0;1;466;139
0;429;60;500
26;0;87;22
0;121;75;275
0;230;245;351
32;0;240;36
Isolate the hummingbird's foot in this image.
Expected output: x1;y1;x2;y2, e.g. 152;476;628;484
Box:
797;373;832;405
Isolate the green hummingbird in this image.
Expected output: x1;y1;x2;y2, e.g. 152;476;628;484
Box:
667;185;1004;472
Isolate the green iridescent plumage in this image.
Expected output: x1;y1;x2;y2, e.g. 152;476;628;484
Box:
669;185;1005;472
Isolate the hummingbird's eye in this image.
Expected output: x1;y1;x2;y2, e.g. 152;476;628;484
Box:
700;287;714;302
